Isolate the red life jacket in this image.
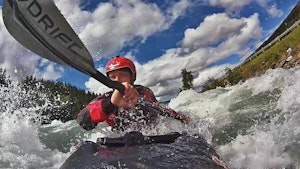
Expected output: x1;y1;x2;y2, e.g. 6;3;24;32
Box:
77;85;159;131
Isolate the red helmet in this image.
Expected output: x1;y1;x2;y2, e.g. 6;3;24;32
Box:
105;56;136;82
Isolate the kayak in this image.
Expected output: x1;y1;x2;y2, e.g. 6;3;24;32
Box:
60;132;228;169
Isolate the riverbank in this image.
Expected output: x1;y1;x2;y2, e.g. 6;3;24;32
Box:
201;25;300;92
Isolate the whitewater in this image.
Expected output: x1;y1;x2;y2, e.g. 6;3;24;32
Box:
0;66;299;169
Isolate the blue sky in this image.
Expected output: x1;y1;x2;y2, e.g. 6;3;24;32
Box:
0;0;299;101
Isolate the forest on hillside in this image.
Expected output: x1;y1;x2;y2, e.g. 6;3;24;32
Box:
0;68;97;124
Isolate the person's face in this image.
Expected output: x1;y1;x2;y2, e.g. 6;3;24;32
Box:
108;69;131;83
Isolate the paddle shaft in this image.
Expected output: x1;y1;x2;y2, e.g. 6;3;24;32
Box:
92;71;125;93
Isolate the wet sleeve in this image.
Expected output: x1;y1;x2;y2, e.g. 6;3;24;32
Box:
101;99;117;114
77;106;96;131
164;108;189;123
141;86;158;103
77;98;117;130
141;86;189;123
149;103;189;124
88;99;117;123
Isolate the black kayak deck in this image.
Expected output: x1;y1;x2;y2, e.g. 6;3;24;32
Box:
60;132;228;169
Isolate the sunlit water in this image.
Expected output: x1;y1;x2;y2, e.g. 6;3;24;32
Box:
1;66;299;169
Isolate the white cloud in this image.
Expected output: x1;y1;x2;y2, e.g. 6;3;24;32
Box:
55;0;191;60
166;0;191;22
209;0;251;11
266;4;284;18
85;77;109;95
255;0;284;18
182;13;247;49
33;60;64;80
209;0;284;18
193;64;230;87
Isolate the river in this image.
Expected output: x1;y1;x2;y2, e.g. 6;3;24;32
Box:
0;66;299;169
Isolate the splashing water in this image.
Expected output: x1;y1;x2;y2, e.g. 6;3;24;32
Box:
0;80;69;168
0;66;300;168
169;66;300;168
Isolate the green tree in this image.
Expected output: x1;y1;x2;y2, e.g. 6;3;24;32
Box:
0;68;10;86
20;76;97;124
201;77;222;92
180;68;194;91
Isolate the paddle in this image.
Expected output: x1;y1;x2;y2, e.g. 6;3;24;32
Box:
2;0;125;93
2;0;189;123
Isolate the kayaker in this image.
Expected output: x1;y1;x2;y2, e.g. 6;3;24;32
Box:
77;56;190;131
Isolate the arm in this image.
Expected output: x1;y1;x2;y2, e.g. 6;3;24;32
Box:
139;85;190;124
78;83;139;131
77;96;117;130
150;102;190;124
